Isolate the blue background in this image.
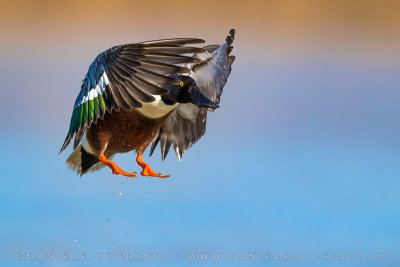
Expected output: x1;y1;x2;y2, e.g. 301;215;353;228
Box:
1;1;400;266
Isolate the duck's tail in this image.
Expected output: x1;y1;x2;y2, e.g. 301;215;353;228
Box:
66;140;105;176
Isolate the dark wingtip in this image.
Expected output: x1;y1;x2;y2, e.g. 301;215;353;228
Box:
227;46;233;56
162;140;172;161
139;38;205;46
229;29;236;39
226;29;235;56
226;36;233;46
59;133;72;155
73;127;85;149
149;132;161;157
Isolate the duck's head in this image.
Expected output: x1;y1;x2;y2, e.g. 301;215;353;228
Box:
162;75;219;109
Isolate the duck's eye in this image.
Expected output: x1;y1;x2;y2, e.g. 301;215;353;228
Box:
180;81;184;87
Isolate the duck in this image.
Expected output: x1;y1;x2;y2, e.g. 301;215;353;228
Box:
59;29;236;178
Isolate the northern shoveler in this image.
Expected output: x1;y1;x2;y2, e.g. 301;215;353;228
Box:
59;29;236;178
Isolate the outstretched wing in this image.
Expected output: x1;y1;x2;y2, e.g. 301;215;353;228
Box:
59;38;206;154
150;29;236;160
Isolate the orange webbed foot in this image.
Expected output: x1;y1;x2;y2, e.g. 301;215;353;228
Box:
136;154;170;178
99;153;137;178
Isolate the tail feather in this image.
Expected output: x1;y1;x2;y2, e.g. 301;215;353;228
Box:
66;144;105;176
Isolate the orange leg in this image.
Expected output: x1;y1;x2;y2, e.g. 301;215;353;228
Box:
136;154;170;178
99;153;137;178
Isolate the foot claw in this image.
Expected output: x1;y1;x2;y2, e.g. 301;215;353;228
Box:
137;154;170;178
112;169;137;178
99;153;137;178
140;167;170;178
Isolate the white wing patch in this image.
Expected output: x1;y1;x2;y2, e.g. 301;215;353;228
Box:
74;72;110;108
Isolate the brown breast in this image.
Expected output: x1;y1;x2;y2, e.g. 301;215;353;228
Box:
86;108;169;155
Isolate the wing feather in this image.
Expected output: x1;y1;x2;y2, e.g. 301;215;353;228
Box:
149;29;236;160
60;38;205;154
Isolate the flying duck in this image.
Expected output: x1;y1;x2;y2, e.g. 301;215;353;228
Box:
59;29;236;178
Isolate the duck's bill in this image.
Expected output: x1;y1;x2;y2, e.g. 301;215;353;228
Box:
190;86;219;109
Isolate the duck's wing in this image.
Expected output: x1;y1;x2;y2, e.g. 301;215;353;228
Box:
149;29;236;160
59;38;206;154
